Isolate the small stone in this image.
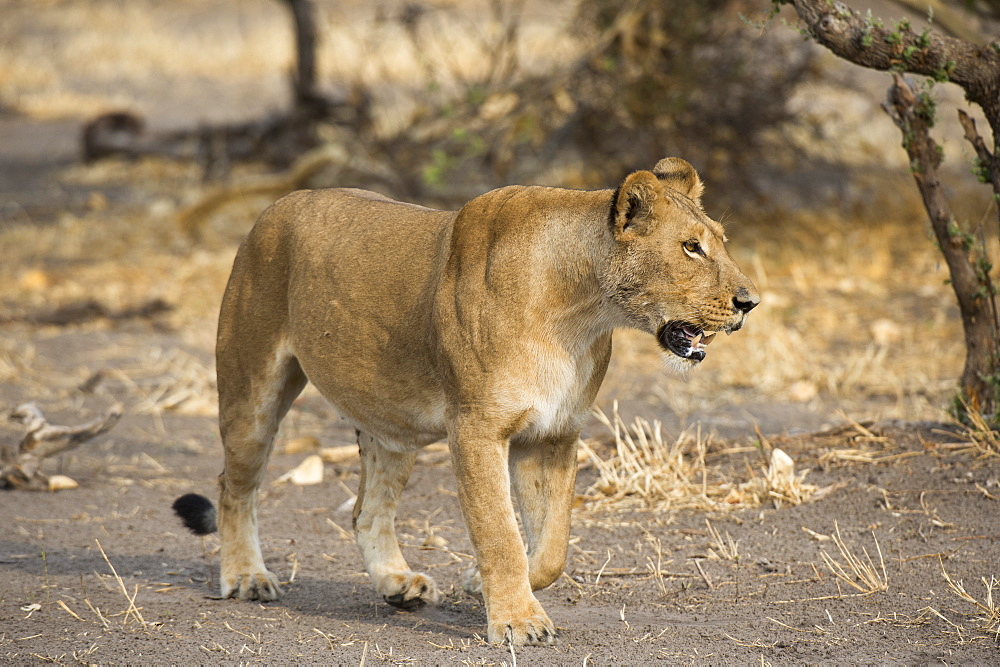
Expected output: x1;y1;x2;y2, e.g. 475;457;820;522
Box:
275;455;324;486
48;475;79;491
788;380;818;402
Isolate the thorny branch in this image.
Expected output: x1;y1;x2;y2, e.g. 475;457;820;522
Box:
881;73;1000;413
778;0;1000;125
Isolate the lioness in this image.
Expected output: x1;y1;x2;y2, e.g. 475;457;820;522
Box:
173;158;759;646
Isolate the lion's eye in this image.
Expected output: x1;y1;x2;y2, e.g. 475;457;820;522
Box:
682;239;704;257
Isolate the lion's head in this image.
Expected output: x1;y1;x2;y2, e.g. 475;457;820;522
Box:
600;158;759;369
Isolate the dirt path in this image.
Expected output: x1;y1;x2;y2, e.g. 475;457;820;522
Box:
2;324;999;663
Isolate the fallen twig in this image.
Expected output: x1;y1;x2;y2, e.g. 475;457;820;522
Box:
693;559;714;590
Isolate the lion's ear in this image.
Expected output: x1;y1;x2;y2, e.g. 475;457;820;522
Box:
652;157;704;201
612;170;661;240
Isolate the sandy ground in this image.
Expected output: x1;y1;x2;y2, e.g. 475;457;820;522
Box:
2;0;1000;664
1;325;999;663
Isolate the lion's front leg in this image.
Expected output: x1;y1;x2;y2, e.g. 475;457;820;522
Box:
451;419;556;646
353;432;437;610
509;435;579;591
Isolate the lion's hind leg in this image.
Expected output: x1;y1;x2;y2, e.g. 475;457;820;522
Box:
353;432;438;610
215;344;307;602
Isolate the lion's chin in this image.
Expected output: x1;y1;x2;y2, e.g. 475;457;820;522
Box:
656;321;718;366
660;351;700;377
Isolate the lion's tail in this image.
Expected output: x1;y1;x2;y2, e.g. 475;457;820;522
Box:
172;493;218;535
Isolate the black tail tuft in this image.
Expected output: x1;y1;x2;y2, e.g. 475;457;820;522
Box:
172;493;218;535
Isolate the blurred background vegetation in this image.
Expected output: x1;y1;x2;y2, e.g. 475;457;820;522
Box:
0;0;998;432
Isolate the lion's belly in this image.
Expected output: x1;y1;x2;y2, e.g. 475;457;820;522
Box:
290;327;449;450
316;381;448;452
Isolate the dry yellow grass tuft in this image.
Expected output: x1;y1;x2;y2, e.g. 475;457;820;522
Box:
952;405;1000;458
705;519;739;561
581;403;818;512
941;560;1000;638
581;402;712;511
819;523;888;597
737;447;819;509
128;348;217;417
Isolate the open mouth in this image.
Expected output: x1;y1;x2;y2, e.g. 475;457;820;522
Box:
656;321;718;362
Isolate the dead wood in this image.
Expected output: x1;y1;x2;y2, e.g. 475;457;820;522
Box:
2;403;122;490
0;298;172;327
175;142;402;240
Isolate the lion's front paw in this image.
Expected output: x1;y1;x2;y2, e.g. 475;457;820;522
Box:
488;600;556;646
221;569;283;601
378;571;438;610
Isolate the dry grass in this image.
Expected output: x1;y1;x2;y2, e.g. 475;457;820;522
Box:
1;203;235;339
819;523;888;597
94;539;149;629
760;448;818;508
0;0;577;133
581;403;712;510
126;347;217;417
941;560;1000;638
0;1;293;119
705;519;739;561
737;209;966;406
950;405;1000;458
581;402;818;512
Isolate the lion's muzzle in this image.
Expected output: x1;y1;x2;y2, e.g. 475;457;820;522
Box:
657;287;759;363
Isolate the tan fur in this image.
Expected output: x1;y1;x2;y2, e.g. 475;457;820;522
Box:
209;159;758;645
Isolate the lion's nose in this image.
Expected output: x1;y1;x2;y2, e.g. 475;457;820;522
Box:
733;288;760;314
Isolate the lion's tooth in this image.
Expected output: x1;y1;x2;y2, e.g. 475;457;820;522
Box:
702;332;717;345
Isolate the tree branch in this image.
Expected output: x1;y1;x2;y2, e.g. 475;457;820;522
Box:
958;110;1000;193
889;0;991;44
778;0;1000;419
282;0;320;107
780;0;1000;127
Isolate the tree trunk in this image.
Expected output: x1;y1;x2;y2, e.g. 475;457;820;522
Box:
778;0;1000;421
883;75;998;416
283;0;320;108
